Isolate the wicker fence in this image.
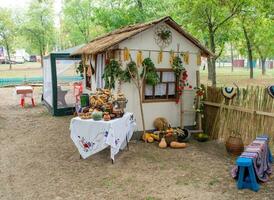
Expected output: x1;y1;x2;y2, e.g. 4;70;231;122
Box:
202;86;274;145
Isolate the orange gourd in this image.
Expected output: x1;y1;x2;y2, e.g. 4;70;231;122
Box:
147;136;154;143
159;138;167;148
170;141;187;148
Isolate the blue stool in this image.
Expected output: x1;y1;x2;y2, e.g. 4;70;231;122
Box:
236;157;260;192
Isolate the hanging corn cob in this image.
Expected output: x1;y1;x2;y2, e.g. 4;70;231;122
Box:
123;47;130;61
136;50;143;66
197;53;201;65
158;49;163;64
169;50;175;64
183;52;189;64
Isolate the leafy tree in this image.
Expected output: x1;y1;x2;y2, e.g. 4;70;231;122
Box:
254;19;274;75
0;8;16;70
175;0;245;86
234;0;273;78
20;0;55;67
85;0;171;32
62;0;105;46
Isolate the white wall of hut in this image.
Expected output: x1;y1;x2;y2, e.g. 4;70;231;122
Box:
84;22;201;130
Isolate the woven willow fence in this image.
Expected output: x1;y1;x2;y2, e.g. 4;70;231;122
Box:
202;86;274;145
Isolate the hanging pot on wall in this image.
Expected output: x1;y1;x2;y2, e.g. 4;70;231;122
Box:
225;133;244;156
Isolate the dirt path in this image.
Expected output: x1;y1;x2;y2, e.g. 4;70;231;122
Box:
0;88;273;200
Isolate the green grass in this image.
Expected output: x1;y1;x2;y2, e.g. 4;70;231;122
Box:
0;62;42;78
200;66;274;77
1;64;273;87
200;66;274;87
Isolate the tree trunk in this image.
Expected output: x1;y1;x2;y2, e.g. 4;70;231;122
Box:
242;25;253;79
4;38;12;70
6;45;12;70
208;25;216;86
40;49;44;68
136;79;146;135
211;57;217;86
261;58;266;75
230;43;234;72
207;59;212;80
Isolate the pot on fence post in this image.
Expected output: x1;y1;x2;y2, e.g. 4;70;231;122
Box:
225;131;244;156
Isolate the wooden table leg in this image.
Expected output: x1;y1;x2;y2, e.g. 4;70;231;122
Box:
126;135;129;150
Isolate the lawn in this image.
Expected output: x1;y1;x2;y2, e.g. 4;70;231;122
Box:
0;62;42;78
1;63;273;87
200;66;274;87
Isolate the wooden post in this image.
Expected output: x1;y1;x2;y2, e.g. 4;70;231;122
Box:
180;87;184;129
177;44;184;129
196;70;202;130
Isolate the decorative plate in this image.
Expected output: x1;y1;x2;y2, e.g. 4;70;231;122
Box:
154;25;172;49
222;87;237;99
267;85;274;98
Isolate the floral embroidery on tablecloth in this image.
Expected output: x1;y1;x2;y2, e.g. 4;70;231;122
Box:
78;136;94;152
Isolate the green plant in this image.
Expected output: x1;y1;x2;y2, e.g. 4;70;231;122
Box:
120;61;138;83
141;58;160;86
102;60;122;89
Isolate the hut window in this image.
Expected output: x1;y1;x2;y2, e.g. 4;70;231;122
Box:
143;69;177;102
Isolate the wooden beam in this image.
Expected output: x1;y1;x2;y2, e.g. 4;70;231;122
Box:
203;101;274;117
255;111;274;118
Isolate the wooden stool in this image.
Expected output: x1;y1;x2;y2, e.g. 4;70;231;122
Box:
236;157;260;192
15;86;35;108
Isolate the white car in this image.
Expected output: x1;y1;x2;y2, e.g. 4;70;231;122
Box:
15;56;25;64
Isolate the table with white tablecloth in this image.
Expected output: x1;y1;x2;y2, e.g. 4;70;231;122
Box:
70;112;136;161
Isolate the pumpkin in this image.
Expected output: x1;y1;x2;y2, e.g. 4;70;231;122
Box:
153;117;169;131
142;133;152;142
92;111;103;121
147;136;154;143
150;133;160;141
170;141;187;148
159;138;167;148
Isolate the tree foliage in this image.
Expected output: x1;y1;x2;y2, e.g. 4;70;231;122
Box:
0;8;16;69
20;0;55;67
1;0;273;82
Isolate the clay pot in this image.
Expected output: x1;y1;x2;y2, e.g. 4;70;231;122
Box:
225;136;244;156
103;112;111;121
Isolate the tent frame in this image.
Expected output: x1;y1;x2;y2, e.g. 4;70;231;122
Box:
43;53;81;116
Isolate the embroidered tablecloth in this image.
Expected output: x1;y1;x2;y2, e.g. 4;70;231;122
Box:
70;112;136;160
231;135;272;182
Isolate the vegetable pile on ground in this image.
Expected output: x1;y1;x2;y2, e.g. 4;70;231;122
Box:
142;117;189;149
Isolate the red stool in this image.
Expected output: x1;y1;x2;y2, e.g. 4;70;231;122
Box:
15;86;35;108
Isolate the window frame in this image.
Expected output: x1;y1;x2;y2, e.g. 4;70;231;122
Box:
142;68;178;103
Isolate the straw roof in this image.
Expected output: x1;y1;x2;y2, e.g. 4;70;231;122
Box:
71;16;214;57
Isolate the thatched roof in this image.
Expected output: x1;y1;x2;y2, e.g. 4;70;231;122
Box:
71;16;214;57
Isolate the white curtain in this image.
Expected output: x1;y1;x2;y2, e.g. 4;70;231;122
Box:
95;54;105;88
144;72;176;97
145;85;153;96
155;83;166;96
162;72;175;82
